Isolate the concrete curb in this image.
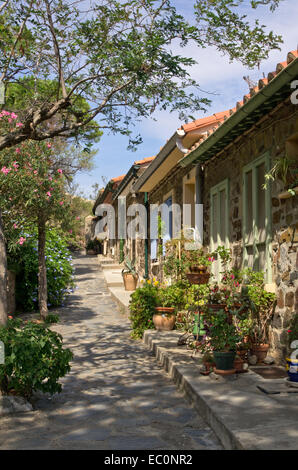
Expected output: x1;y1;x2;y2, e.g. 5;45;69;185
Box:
143;330;298;450
143;331;242;450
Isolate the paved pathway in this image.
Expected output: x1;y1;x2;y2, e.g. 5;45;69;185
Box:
0;255;222;450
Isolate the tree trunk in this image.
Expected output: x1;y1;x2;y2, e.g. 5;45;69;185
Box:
38;216;48;319
0;210;8;325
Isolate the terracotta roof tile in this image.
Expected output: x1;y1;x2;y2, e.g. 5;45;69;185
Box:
111;174;126;183
182;49;298;159
134;156;156;165
182;110;231;133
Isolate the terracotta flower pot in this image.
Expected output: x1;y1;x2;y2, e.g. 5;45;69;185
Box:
122;273;138;291
250;343;270;363
186;272;210;285
153;307;176;331
234;357;245;372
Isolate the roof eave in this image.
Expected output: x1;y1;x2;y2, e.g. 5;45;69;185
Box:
132;131;181;193
179;57;298;167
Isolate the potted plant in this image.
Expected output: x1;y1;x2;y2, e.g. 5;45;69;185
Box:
207;283;228;313
202;310;241;375
153;284;180;331
86;239;96;255
122;257;138;291
243;269;276;363
185;247;213;285
234;354;245;373
129;281;158;339
202;351;215;373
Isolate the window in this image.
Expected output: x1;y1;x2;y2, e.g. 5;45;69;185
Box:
210;179;229;282
243;153;272;282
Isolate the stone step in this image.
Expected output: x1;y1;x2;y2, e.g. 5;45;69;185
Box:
101;263;123;270
103;269;123;287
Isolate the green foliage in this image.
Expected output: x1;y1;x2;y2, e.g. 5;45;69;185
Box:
129;282;158;339
288;314;298;350
8;229;74;312
185;284;210;310
0;318;73;399
86;238;102;253
156;281;187;309
203;310;241;352
122;257;137;276
0;0;283;150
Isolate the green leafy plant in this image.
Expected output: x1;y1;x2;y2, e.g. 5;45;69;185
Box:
129;282;159;339
122;257;137;277
288;314;298;352
263;154;298;192
0;318;73;399
8;229;74;312
202;310;241;353
156;282;187;309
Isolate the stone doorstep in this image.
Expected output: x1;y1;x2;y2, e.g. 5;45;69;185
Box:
101;264;124;270
0;395;33;417
143;330;298;451
108;287;132;317
102;269;123;288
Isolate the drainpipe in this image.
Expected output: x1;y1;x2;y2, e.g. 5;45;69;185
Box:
144;192;149;279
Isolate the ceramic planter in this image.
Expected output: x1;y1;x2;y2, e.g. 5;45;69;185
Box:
234;356;245;372
213;351;236;375
186;272;210;285
286;357;298;382
250;343;270;363
153;307;176;331
122;272;138;291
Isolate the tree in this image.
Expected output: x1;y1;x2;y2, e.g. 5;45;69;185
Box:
0;0;284;323
0;110;95;319
0;0;283;151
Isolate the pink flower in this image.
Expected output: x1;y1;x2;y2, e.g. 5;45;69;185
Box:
47;191;52;197
33;170;38;174
15;148;21;154
11;112;18;120
1;166;11;175
13;223;18;229
69;229;72;234
57;169;63;174
76;216;80;220
46;143;52;148
48;176;53;181
18;237;26;245
59;201;64;206
16;122;23;127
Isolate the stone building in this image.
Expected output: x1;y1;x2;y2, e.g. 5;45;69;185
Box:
95;49;298;362
132;49;298;362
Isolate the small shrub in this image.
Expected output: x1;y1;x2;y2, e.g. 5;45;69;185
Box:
129;282;158;339
0;318;73;399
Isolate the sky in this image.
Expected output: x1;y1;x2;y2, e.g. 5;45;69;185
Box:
75;0;298;199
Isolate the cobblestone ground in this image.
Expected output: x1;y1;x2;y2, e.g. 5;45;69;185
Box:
0;255;222;450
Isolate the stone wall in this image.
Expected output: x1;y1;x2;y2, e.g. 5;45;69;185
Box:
202;99;298;363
